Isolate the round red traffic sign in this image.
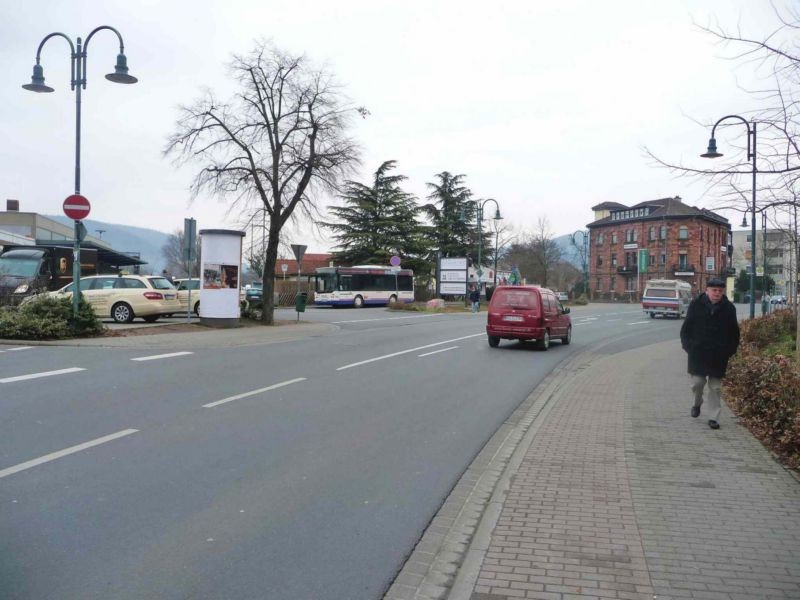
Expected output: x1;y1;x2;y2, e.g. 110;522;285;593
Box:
63;194;91;220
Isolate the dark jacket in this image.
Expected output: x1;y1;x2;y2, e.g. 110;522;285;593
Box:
679;293;740;378
469;289;480;302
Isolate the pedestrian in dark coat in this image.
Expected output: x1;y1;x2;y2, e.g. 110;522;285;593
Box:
679;278;740;429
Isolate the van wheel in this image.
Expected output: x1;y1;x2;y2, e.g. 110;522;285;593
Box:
536;330;550;351
353;295;364;308
488;335;500;348
112;302;134;323
561;326;571;345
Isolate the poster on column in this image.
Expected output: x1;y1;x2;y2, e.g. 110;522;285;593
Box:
203;264;239;289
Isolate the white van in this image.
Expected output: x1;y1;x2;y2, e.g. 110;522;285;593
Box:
642;279;692;319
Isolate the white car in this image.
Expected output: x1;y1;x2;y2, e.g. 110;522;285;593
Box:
50;274;181;323
556;291;569;302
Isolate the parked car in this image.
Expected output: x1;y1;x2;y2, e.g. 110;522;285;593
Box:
486;285;571;350
49;274;181;323
174;278;201;315
245;281;263;306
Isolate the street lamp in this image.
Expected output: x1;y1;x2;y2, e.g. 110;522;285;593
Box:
462;199;502;292
762;210;768;314
700;115;757;318
570;229;589;298
22;26;137;315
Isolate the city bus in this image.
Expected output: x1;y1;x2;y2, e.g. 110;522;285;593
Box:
314;265;414;307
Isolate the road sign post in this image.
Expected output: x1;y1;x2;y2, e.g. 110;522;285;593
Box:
183;218;197;323
291;245;307;320
63;194;91;316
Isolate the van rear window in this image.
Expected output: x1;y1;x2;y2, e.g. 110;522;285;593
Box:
492;289;539;310
645;288;677;298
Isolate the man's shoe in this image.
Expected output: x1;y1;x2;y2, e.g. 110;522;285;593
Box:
708;420;720;430
691;406;700;418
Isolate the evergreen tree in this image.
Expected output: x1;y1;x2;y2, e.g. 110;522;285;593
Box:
325;161;429;269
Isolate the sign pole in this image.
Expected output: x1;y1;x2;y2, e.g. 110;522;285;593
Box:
73;220;81;317
63;194;91;317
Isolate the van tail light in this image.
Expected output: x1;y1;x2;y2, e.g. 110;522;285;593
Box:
143;292;164;300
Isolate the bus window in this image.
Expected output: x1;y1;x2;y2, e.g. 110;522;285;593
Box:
339;275;352;291
398;275;413;291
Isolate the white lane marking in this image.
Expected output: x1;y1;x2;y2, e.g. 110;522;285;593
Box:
627;320;651;325
578;317;598;321
0;367;85;384
418;346;458;357
606;319;622;322
131;351;194;362
203;377;306;408
337;333;484;371
7;347;33;351
0;429;138;479
330;314;437;324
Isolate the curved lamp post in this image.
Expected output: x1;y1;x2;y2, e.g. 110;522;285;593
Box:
700;115;756;319
462;198;502;290
571;229;589;298
22;26;137;315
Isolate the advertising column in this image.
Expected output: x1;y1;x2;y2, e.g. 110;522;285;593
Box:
199;229;246;328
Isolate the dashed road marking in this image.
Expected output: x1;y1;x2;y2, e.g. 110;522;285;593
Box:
0;367;85;384
337;333;484;371
0;347;34;353
131;351;194;362
203;377;306;408
330;314;438;324
0;429;138;479
418;346;458;357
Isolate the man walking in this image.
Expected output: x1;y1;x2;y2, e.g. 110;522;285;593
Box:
679;278;740;429
469;285;481;313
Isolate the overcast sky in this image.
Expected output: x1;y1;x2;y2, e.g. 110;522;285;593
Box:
1;0;783;252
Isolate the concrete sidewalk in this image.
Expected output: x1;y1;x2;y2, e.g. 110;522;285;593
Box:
0;320;337;349
388;340;800;600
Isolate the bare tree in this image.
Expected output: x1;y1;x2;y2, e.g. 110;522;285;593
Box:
530;217;562;287
161;229;200;278
165;40;364;324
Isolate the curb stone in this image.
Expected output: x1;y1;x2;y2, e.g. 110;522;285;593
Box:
382;349;597;600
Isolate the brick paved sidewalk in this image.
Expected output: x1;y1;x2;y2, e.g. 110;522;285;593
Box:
464;339;800;600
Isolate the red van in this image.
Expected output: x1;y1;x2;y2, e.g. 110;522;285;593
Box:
486;285;572;350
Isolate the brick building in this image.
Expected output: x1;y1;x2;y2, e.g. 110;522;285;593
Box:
587;196;733;300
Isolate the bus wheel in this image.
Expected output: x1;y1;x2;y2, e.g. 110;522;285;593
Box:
353;295;364;308
388;294;397;306
650;313;655;319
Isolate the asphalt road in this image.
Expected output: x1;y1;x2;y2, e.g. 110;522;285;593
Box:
0;303;686;600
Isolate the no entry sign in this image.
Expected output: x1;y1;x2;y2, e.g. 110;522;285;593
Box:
63;194;91;220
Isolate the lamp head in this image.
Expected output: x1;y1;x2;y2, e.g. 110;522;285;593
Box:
22;64;54;93
493;208;502;220
105;53;138;84
700;137;723;159
740;215;748;228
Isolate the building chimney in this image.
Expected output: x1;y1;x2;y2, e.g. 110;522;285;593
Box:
6;199;19;212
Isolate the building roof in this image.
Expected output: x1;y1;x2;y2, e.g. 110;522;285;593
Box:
274;253;333;275
587;196;730;228
591;201;627;211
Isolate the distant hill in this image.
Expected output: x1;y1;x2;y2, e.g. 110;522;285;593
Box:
553;233;584;268
46;216;170;274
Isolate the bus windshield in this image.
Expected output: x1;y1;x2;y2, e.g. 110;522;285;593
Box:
316;272;336;293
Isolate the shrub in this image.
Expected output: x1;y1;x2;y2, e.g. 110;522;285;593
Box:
724;309;800;469
0;295;103;339
573;294;588;306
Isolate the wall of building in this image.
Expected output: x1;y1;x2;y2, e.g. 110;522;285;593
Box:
589;217;731;300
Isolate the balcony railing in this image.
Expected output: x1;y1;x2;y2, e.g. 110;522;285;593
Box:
617;265;637;274
672;264;695;274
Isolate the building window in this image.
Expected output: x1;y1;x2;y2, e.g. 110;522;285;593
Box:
626;277;636;291
660;253;666;265
679;226;689;240
611;254;617;267
768;265;784;275
596;232;604;245
611;232;617;244
596;256;603;267
746;234;752;243
706;256;715;272
649;226;656;241
596;278;602;292
660;226;667;240
678;253;689;270
649;255;656;266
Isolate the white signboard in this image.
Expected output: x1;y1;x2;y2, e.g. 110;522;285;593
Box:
706;256;715;271
440;282;467;294
440;270;466;282
623;243;638;250
441;257;467;270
